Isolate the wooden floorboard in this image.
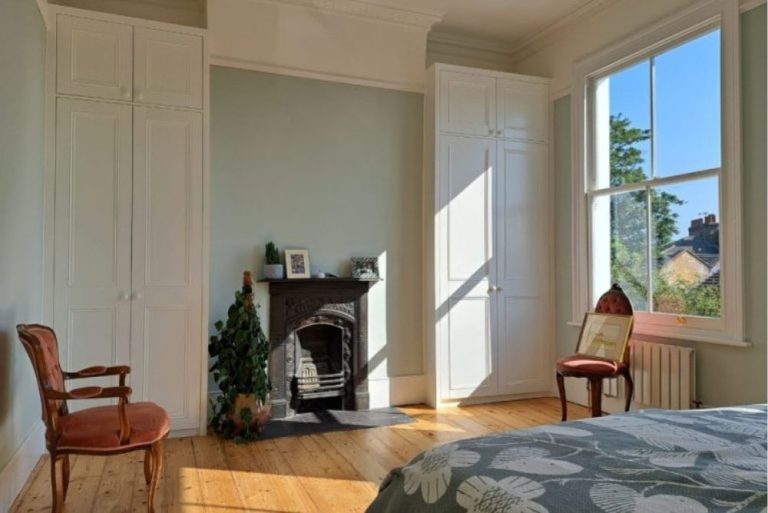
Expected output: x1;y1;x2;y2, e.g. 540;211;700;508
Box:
10;398;589;513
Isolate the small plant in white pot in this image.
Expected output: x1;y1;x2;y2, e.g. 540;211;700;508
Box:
263;241;284;280
209;271;271;441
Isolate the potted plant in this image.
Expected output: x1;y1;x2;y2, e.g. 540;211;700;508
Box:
209;271;271;441
263;241;284;279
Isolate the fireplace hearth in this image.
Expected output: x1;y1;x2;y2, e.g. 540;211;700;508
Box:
263;278;374;419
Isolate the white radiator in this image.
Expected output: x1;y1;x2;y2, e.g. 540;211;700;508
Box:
605;341;696;410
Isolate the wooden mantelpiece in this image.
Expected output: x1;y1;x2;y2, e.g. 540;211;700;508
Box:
263;278;375;418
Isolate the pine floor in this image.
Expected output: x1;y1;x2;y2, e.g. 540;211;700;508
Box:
11;398;589;513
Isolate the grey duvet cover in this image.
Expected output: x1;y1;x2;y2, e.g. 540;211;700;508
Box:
366;405;767;513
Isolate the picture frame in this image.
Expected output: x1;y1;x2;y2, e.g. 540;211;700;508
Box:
350;257;379;279
575;312;633;361
285;249;311;279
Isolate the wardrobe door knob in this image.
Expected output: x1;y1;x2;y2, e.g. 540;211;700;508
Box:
118;291;130;301
131;291;143;301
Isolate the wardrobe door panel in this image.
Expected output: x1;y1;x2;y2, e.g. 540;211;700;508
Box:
53;98;133;410
57;15;133;101
131;106;203;431
439;71;496;137
497;78;548;142
496;141;550;395
134;27;203;108
438;135;498;400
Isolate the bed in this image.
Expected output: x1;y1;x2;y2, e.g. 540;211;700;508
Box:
366;405;767;513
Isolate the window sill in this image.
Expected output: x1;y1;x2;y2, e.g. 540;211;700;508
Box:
565;320;751;348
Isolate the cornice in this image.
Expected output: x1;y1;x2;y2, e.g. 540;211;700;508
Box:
428;31;517;56
259;0;443;29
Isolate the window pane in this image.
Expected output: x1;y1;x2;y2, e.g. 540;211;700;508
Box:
596;190;649;311
655;29;721;177
596;60;652;189
652;177;720;317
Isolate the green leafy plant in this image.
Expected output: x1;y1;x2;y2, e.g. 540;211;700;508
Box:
209;271;271;441
265;242;280;265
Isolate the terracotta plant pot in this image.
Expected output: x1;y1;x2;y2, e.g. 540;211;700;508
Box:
228;393;271;433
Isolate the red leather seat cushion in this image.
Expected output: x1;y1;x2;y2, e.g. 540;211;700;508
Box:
556;355;627;377
58;402;169;451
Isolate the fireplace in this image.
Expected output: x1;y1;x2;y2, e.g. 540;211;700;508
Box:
264;278;373;418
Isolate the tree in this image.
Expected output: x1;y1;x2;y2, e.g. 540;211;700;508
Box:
608;114;719;318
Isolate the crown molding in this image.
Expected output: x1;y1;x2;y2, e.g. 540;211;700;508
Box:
259;0;443;29
739;0;766;11
508;0;623;64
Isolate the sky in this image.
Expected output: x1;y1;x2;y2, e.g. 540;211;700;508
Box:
609;29;721;241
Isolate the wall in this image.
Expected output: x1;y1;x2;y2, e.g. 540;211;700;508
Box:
210;67;424;403
549;5;767;407
0;0;47;506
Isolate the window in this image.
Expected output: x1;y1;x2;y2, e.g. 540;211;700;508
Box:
572;0;745;345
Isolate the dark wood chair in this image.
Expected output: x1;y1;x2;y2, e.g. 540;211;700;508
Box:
17;324;170;513
556;284;634;421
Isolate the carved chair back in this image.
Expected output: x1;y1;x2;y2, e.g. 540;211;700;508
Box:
593;284;634;363
17;324;69;444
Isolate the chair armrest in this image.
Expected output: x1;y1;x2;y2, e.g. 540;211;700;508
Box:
63;365;131;379
45;385;132;401
45;386;133;444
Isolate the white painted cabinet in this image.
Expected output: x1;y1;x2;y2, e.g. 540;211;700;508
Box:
134;28;203;109
130;107;203;430
438;135;497;399
56;16;133;100
425;64;552;406
56;14;203;108
439;71;496;137
49;9;208;434
53;98;133;409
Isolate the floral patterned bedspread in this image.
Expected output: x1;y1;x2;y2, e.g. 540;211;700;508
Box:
366;405;767;513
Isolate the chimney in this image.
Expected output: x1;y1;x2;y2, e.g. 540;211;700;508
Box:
689;218;704;235
705;214;717;225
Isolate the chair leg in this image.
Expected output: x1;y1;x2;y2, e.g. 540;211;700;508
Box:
144;448;153;485
49;451;65;513
556;373;568;421
147;441;164;513
62;454;70;502
589;377;603;418
623;369;634;412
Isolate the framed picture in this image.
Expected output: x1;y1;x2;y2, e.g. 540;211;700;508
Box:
285;249;310;279
351;257;379;279
575;313;633;361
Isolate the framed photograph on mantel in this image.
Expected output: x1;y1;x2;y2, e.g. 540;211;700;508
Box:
351;257;379;280
575;313;633;361
285;249;310;279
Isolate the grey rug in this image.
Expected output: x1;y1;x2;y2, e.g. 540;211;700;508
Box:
258;407;414;440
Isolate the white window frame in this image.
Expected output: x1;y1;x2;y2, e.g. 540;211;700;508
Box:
571;0;747;347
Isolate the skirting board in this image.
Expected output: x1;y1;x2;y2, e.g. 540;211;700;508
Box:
368;375;426;409
0;422;45;512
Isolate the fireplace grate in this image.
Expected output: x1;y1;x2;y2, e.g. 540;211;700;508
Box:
296;356;345;399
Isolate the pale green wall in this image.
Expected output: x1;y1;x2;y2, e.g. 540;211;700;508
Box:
552;6;767;406
210;67;424;386
0;0;46;471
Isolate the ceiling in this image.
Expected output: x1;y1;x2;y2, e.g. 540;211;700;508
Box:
374;0;600;50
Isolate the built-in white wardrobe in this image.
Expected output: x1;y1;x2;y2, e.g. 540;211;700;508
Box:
46;7;208;434
423;63;552;407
